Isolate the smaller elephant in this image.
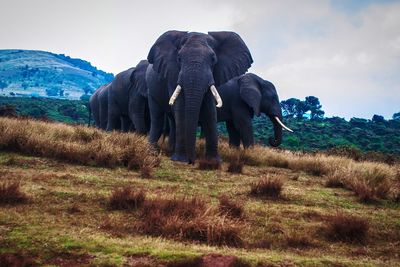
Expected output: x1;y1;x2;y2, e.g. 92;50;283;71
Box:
89;83;110;130
107;60;150;133
215;73;292;148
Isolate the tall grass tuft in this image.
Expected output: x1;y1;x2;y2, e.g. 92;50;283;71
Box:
0;181;29;204
250;175;284;199
0;117;158;172
326;212;369;243
134;196;243;247
108;187;146;210
218;195;244;218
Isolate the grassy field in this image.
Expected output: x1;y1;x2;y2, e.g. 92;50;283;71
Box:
0;117;399;266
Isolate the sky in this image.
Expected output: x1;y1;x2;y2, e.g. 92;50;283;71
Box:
0;0;399;119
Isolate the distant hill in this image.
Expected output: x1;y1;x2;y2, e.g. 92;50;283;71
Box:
0;50;113;100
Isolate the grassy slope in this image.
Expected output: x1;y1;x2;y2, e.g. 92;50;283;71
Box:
0;118;399;266
0;50;113;99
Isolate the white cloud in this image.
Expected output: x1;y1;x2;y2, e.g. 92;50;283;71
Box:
0;0;399;119
223;0;400;119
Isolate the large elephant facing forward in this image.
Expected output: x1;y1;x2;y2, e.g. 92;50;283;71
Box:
215;73;293;148
107;60;150;133
146;31;253;163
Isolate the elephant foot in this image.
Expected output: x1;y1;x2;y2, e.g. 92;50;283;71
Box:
171;153;189;163
149;143;160;155
205;153;222;164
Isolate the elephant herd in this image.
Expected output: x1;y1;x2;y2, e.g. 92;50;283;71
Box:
89;31;292;164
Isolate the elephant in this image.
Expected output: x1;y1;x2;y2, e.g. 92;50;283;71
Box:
106;60;150;134
146;31;253;163
214;73;293;148
89;83;110;130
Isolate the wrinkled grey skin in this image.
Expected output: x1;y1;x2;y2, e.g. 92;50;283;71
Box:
146;31;253;163
106;60;150;134
214;73;284;148
89;83;110;130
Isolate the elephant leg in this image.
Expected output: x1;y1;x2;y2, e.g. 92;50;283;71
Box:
131;113;147;135
148;95;165;151
121;116;132;132
145;102;151;133
226;120;241;147
166;115;175;155
107;112;121;131
172;95;188;162
233;115;254;148
129;95;148;135
200;92;219;160
99;103;108;130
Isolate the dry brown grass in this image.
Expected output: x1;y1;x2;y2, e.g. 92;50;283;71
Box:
326;162;394;202
283;229;314;248
0;253;35;267
218;195;244;219
108;187;146;210
216;141;398;203
250;175;284;199
0;117;158;172
0;181;29;205
326;212;369;243
135;196;243;247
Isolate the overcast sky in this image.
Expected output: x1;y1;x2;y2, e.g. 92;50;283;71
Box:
1;0;399;119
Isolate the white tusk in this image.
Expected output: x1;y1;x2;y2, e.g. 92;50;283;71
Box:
210;85;223;108
169;85;182;105
274;117;293;132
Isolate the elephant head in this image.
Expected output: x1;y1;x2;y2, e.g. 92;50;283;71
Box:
238;73;292;147
128;60;150;134
129;60;149;98
148;31;253;162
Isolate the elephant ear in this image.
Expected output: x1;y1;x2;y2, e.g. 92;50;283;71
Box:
208;31;253;86
239;73;262;116
147;30;188;84
130;60;149;97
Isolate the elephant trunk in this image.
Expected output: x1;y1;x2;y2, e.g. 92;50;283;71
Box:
268;115;283;147
185;90;203;164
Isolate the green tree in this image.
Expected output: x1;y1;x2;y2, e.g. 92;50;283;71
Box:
393;112;400;121
372;114;385;123
294;100;308;119
83;86;92;95
281;98;300;118
305;96;325;119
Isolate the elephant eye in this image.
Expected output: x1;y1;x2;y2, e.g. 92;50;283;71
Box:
211;54;217;65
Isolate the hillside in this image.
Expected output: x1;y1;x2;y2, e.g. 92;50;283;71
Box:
0;117;399;266
250;116;400;156
0;50;113;100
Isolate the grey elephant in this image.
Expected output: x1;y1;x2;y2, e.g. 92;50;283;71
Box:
89;83;110;130
106;60;150;133
146;31;253;163
214;73;293;148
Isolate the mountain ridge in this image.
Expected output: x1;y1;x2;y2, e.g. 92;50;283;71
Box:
0;49;113;99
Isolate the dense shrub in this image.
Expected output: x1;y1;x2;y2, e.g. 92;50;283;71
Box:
250;176;284;199
108;187;145;210
0;181;29;204
326;213;369;243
